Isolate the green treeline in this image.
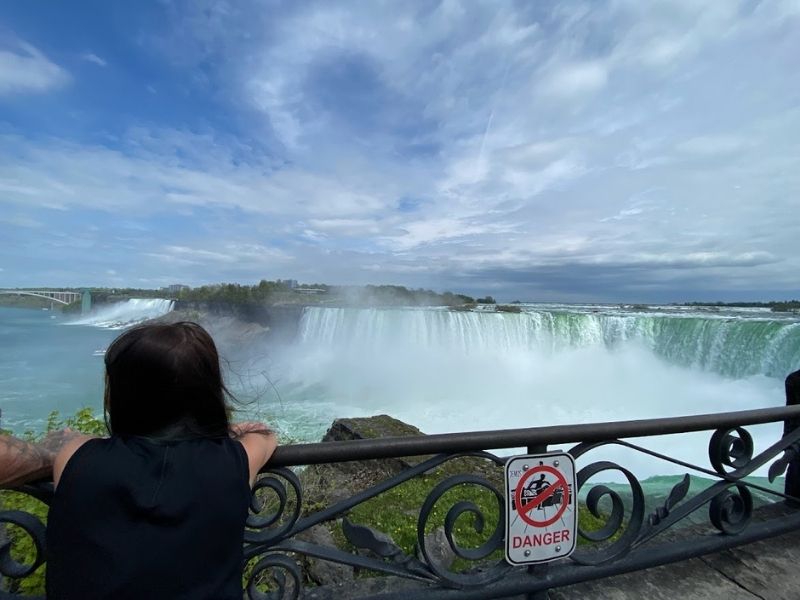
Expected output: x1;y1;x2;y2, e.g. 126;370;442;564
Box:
177;280;289;304
0;282;483;309
175;281;477;307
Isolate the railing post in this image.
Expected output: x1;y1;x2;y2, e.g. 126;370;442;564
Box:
527;443;550;600
785;370;800;506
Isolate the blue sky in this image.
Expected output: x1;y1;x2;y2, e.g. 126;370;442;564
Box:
1;1;799;302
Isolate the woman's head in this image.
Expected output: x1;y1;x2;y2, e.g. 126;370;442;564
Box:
104;322;231;439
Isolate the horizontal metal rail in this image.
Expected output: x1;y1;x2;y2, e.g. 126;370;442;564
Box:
5;375;800;599
268;405;800;467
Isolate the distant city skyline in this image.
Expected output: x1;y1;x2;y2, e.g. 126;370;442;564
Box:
1;1;799;303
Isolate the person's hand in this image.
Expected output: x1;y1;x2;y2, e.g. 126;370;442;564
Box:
1;428;86;488
232;423;278;486
39;429;83;459
230;422;272;438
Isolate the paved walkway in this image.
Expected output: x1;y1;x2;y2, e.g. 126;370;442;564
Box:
552;502;798;600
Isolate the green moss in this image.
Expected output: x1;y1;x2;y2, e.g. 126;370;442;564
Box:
327;466;623;574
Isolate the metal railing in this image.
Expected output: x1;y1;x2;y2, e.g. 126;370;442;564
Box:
3;371;800;598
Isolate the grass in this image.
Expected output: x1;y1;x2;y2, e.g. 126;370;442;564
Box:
322;465;622;577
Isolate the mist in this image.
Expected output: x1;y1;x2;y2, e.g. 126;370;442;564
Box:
222;306;789;480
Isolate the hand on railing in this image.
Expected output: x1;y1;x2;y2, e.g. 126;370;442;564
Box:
0;429;82;489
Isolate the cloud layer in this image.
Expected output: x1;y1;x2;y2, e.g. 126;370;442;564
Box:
1;1;799;301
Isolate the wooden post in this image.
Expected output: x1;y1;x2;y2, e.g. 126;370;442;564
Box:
785;370;800;506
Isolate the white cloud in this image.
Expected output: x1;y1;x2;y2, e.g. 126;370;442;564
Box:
676;135;748;156
144;242;293;271
3;2;800;297
0;41;69;95
0;214;42;228
82;52;107;67
540;61;609;99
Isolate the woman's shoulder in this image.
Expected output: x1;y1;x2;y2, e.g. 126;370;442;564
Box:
53;434;101;488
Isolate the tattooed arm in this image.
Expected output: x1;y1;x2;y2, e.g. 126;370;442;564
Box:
0;429;85;488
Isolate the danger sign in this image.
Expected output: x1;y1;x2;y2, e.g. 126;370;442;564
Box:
505;452;577;565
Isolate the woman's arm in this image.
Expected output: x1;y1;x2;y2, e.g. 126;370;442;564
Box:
231;422;278;487
52;434;96;488
0;430;83;488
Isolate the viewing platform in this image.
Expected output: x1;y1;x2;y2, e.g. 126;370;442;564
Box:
2;371;800;598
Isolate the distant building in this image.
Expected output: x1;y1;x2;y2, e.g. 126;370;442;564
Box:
277;279;299;289
167;284;190;293
295;287;327;295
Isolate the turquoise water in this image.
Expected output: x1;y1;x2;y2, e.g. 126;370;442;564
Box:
0;307;115;431
579;474;786;526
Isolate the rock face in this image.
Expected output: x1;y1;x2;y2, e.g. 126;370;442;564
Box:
289;415;428;588
295;525;355;585
301;415;427;507
148;304;305;350
170;301;305;342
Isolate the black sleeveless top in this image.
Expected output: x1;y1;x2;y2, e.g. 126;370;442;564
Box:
46;435;251;599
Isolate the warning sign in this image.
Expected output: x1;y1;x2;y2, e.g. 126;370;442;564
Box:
505;452;577;565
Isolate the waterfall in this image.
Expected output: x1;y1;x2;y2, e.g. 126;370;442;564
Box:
68;298;174;329
297;307;800;379
251;305;792;473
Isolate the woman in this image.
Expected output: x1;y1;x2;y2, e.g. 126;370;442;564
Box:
46;322;277;599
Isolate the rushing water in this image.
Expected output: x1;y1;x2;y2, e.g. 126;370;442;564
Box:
258;304;798;482
1;301;798;484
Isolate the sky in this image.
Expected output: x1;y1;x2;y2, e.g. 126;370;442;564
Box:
0;0;799;302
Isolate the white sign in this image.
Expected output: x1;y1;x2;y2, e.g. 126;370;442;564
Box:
504;452;577;565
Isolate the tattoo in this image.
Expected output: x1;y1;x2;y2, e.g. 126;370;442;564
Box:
37;429;84;458
230;422;274;439
0;429;83;488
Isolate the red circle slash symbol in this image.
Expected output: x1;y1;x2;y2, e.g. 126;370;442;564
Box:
514;465;570;527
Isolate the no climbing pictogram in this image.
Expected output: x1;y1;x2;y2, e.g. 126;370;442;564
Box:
514;465;570;527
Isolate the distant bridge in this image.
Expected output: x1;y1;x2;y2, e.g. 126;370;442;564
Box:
0;289;84;305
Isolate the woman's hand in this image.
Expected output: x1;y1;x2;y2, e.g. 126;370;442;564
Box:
0;428;85;488
230;421;272;438
231;422;278;486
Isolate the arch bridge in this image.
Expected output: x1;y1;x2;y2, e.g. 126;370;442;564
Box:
0;289;84;305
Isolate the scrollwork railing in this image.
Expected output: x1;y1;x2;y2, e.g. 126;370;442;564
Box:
4;373;800;599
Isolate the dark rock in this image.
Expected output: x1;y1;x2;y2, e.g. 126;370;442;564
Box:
300;415;429;510
295;524;354;585
419;526;456;570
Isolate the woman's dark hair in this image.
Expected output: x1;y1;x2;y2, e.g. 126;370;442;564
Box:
104;322;231;440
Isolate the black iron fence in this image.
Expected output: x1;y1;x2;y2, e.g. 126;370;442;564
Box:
3;371;800;598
